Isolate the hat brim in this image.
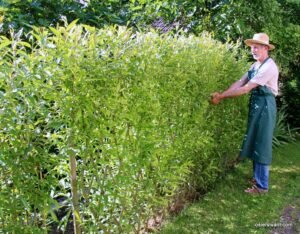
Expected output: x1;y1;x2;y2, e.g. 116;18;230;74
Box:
244;39;275;50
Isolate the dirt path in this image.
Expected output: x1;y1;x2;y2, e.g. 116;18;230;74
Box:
271;201;300;234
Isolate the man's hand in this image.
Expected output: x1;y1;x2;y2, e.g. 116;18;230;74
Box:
211;92;222;105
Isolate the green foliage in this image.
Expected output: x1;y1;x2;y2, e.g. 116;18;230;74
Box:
0;0;79;29
0;23;248;232
130;0;300;129
270;21;300;128
0;0;124;34
0;0;144;33
273;106;299;148
1;1;300;128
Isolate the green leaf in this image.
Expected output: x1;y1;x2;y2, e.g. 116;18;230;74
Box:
66;19;79;32
0;41;11;49
18;41;31;48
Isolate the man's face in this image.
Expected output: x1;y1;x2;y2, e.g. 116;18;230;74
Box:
250;43;268;61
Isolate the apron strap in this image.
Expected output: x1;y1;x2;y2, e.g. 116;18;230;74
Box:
257;57;270;71
248;57;270;80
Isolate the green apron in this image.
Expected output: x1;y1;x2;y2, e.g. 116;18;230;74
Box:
240;58;276;165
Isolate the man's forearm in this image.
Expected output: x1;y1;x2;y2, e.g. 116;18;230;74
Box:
220;86;249;99
226;78;247;92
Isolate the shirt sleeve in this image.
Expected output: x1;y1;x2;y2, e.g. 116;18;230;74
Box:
240;72;248;83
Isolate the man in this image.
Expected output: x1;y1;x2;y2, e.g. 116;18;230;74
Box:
211;33;279;194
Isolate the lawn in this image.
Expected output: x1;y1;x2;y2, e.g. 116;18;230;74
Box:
159;141;300;234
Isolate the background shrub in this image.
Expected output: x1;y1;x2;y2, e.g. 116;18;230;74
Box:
0;23;248;232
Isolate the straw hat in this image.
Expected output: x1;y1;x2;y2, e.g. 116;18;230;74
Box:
244;33;275;50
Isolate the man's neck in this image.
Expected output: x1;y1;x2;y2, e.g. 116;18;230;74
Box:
257;54;269;63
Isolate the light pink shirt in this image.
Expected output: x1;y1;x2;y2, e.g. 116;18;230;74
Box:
249;58;279;96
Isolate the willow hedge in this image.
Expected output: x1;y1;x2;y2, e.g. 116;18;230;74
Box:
0;23;248;233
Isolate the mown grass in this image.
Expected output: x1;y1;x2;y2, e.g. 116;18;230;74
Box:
159;141;300;234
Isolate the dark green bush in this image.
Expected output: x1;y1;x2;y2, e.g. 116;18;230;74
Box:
0;23;248;232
